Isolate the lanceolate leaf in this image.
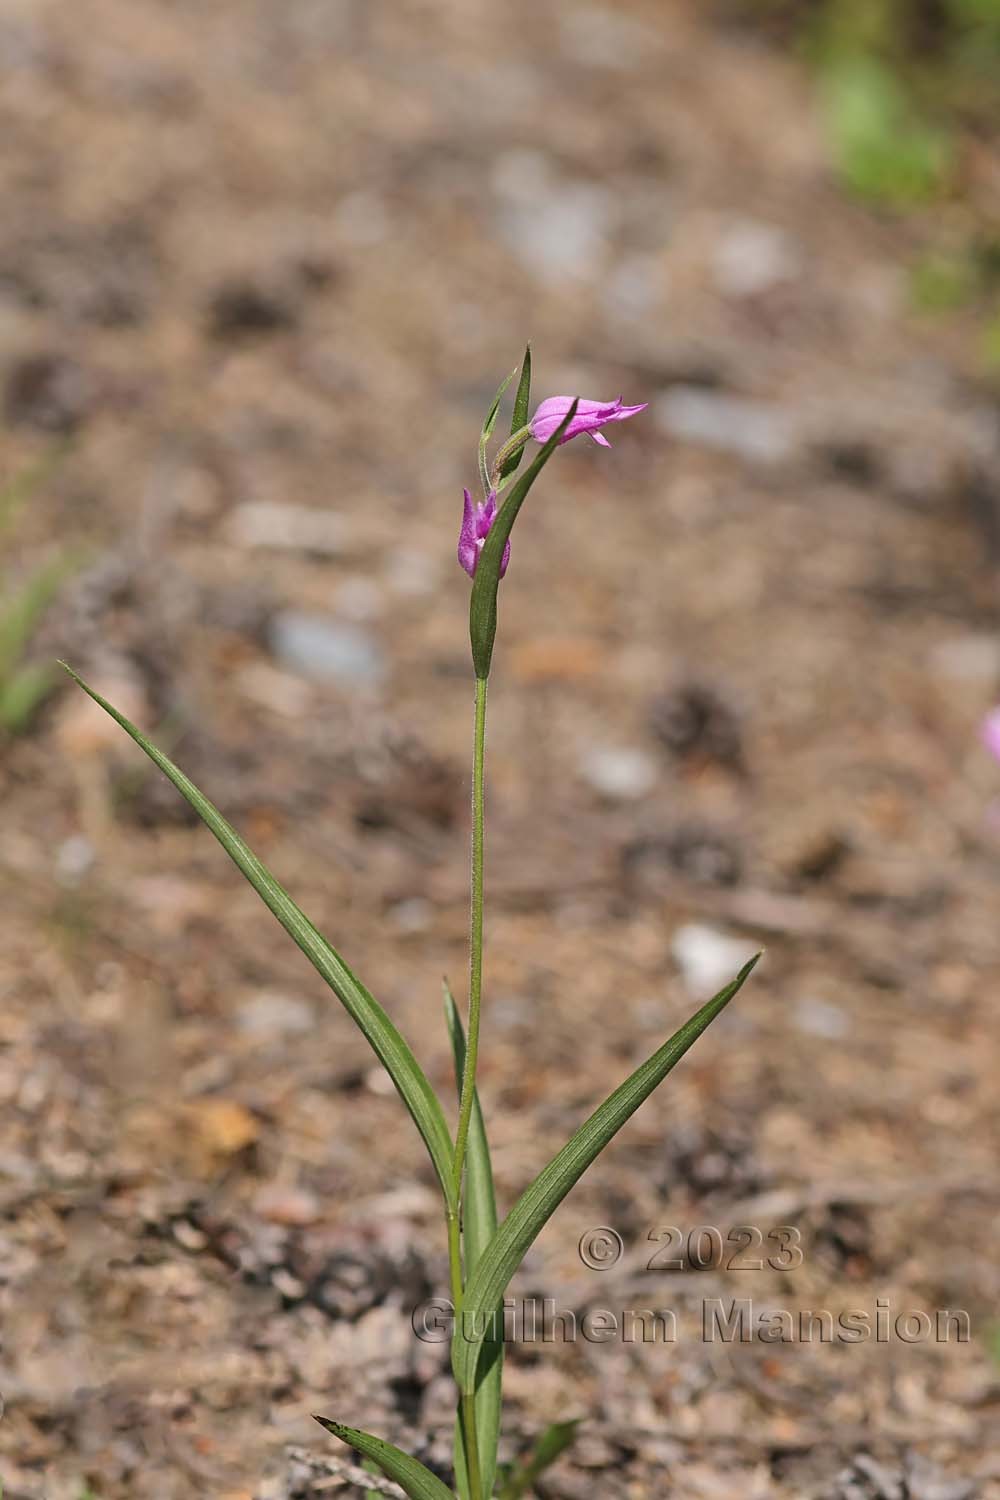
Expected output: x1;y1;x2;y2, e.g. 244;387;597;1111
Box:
452;957;760;1393
499;346;532;485
469;399;578;680
60;666;457;1212
314;1418;456;1500
444;982;502;1500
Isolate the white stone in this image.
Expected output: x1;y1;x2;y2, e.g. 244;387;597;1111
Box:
269;610;385;685
492;150;614;284
237;991;314;1037
712;219;801;299
55;835;95;884
929;635;1000;683
794;996;849;1039
579;745;658;800
671;923;756;997
559;6;662;68
654;386;795;464
227;501;347;556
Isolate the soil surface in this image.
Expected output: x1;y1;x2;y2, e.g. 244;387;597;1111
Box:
2;1;999;1497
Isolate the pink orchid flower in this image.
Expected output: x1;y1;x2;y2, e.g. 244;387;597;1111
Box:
982;707;1000;763
528;395;647;448
458;488;510;579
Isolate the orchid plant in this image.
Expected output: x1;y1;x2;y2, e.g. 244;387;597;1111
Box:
62;350;758;1500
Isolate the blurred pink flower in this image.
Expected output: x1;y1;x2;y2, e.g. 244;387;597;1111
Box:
982;706;1000;763
458;488;510;579
528;395;647;448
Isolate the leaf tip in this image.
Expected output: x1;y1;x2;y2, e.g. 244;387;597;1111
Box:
313;1415;343;1435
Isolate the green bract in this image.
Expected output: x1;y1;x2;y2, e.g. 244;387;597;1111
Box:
468;398;577;680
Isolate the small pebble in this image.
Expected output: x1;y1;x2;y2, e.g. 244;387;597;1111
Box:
237;991;314;1037
388;897;433;934
794;996;849;1039
599;252;663;322
712;218;801;299
928;635;1000;683
269;610;386;685
579;745;658;800
55;834;96;884
654;386;795;464
671;923;756;996
559;6;660;68
254;1184;321;1227
227;501;347;557
492;150;613;284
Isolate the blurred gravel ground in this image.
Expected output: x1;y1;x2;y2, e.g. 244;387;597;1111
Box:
1;1;999;1496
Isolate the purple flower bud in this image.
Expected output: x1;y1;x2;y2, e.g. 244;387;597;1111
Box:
982;706;1000;763
458;488;510;579
528;395;647;448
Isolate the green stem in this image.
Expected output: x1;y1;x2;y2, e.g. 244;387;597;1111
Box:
450;676;488;1500
448;1210;485;1500
453;675;487;1200
446;1208;463;1308
461;1392;484;1500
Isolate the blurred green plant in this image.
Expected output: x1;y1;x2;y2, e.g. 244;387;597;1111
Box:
818;51;951;204
726;1;1000;371
0;453;75;735
496;1421;580;1500
731;0;1000;204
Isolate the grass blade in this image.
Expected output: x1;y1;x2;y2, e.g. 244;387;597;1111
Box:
60;665;457;1211
0;660;57;734
498;346;531;485
0;552;76;681
444;982;502;1500
498;1419;579;1500
478;366;517;497
452;957;760;1392
314;1418;456;1500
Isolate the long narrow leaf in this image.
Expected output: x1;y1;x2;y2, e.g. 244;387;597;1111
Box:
469;399;578;680
314;1418;456;1500
60;666;457;1211
444;982;502;1500
452;957;760;1392
498;346;532;485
